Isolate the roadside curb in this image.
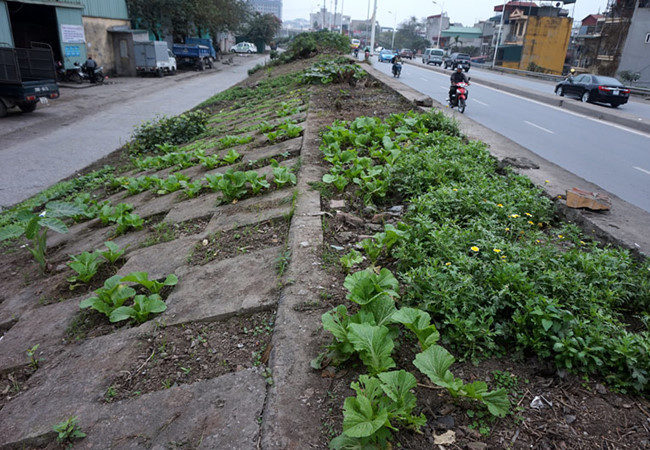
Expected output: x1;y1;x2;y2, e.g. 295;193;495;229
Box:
365;63;650;258
404;60;650;135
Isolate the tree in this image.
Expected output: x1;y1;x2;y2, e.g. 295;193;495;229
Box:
246;13;282;47
126;0;250;42
393;16;429;52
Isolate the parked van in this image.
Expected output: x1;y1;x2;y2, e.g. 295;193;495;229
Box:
422;48;444;66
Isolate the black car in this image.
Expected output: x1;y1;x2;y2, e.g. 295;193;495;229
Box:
444;52;471;72
554;74;630;108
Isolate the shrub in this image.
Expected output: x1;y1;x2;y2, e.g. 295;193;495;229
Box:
126;111;209;155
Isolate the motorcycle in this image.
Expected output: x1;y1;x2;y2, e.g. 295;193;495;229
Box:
79;63;105;84
392;61;402;78
56;61;84;83
449;80;470;114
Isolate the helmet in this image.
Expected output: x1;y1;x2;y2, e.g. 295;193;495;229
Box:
456;66;463;71
570;68;575;73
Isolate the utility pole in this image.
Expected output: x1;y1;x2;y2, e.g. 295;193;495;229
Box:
334;0;338;31
369;0;377;54
340;0;345;34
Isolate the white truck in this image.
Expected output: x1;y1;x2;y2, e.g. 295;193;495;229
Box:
133;41;177;77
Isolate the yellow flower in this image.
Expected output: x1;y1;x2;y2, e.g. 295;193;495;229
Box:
525;212;532;217
538;222;543;227
505;227;510;231
536;239;541;243
558;234;564;239
497;203;503;208
528;221;534;225
493;248;502;253
580;241;586;245
501;255;507;260
470;246;479;252
510;214;520;218
453;188;458;192
545;180;550;183
445;262;451;266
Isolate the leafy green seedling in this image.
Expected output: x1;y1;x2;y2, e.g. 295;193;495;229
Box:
120;271;178;294
0;202;83;271
99;241;125;264
340;249;363;273
79;275;136;318
222;149;241;165
53;416;86;445
110;294;167;323
67;251;103;286
26;344;41;370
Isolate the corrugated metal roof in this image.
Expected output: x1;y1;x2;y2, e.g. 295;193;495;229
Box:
80;0;128;19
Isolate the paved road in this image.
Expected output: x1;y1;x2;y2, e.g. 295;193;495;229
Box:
0;54;266;210
373;59;650;213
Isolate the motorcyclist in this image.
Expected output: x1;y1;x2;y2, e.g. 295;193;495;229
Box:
567;68;576;80
449;66;469;104
83;55;97;83
391;54;402;75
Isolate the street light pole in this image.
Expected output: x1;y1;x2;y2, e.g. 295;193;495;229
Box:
432;1;444;49
389;11;396;49
492;0;507;67
369;0;377;55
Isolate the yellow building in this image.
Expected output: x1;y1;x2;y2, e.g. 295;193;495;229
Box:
501;7;572;75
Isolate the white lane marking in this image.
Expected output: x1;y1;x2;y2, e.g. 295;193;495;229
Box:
421;77;429;82
524;120;555;134
634;166;650;175
473;99;488;106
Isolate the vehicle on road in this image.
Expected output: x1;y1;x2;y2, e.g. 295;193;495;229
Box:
399;48;414;60
422;48;444;66
185;37;217;60
392;61;402;78
350;39;361;50
230;42;257;54
554;74;630;108
0;46;59;118
134;41;177;77
449;80;470;114
173;43;213;70
80;63;105;84
378;49;396;63
444;52;471;72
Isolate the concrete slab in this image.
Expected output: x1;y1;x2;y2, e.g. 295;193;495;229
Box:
0;327;143;446
0;298;80;373
163;192;220;224
204;189;294;235
77;369;267;449
116;236;197;281
164;246;281;326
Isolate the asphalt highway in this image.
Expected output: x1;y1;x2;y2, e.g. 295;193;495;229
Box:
373;58;650;213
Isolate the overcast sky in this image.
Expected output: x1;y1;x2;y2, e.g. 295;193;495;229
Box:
282;0;610;28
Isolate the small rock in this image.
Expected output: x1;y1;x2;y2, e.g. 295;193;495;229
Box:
500;157;540;169
388;205;404;214
367;224;383;232
330;199;346;209
415;97;433;107
566;187;611;211
595;383;608;395
330;245;344;251
371;212;390;223
433;430;455;445
467;442;487;450
565;414;577;424
335;211;365;227
434;415;455;430
202;239;209;246
321;367;336;378
300;241;310;248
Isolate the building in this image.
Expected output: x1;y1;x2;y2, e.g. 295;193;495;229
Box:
441;26;483;52
574;0;650;87
491;1;572;74
425;13;450;48
247;0;282;20
0;0;129;73
618;1;650;87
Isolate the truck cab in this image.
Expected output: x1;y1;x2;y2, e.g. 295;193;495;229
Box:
0;46;59;118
